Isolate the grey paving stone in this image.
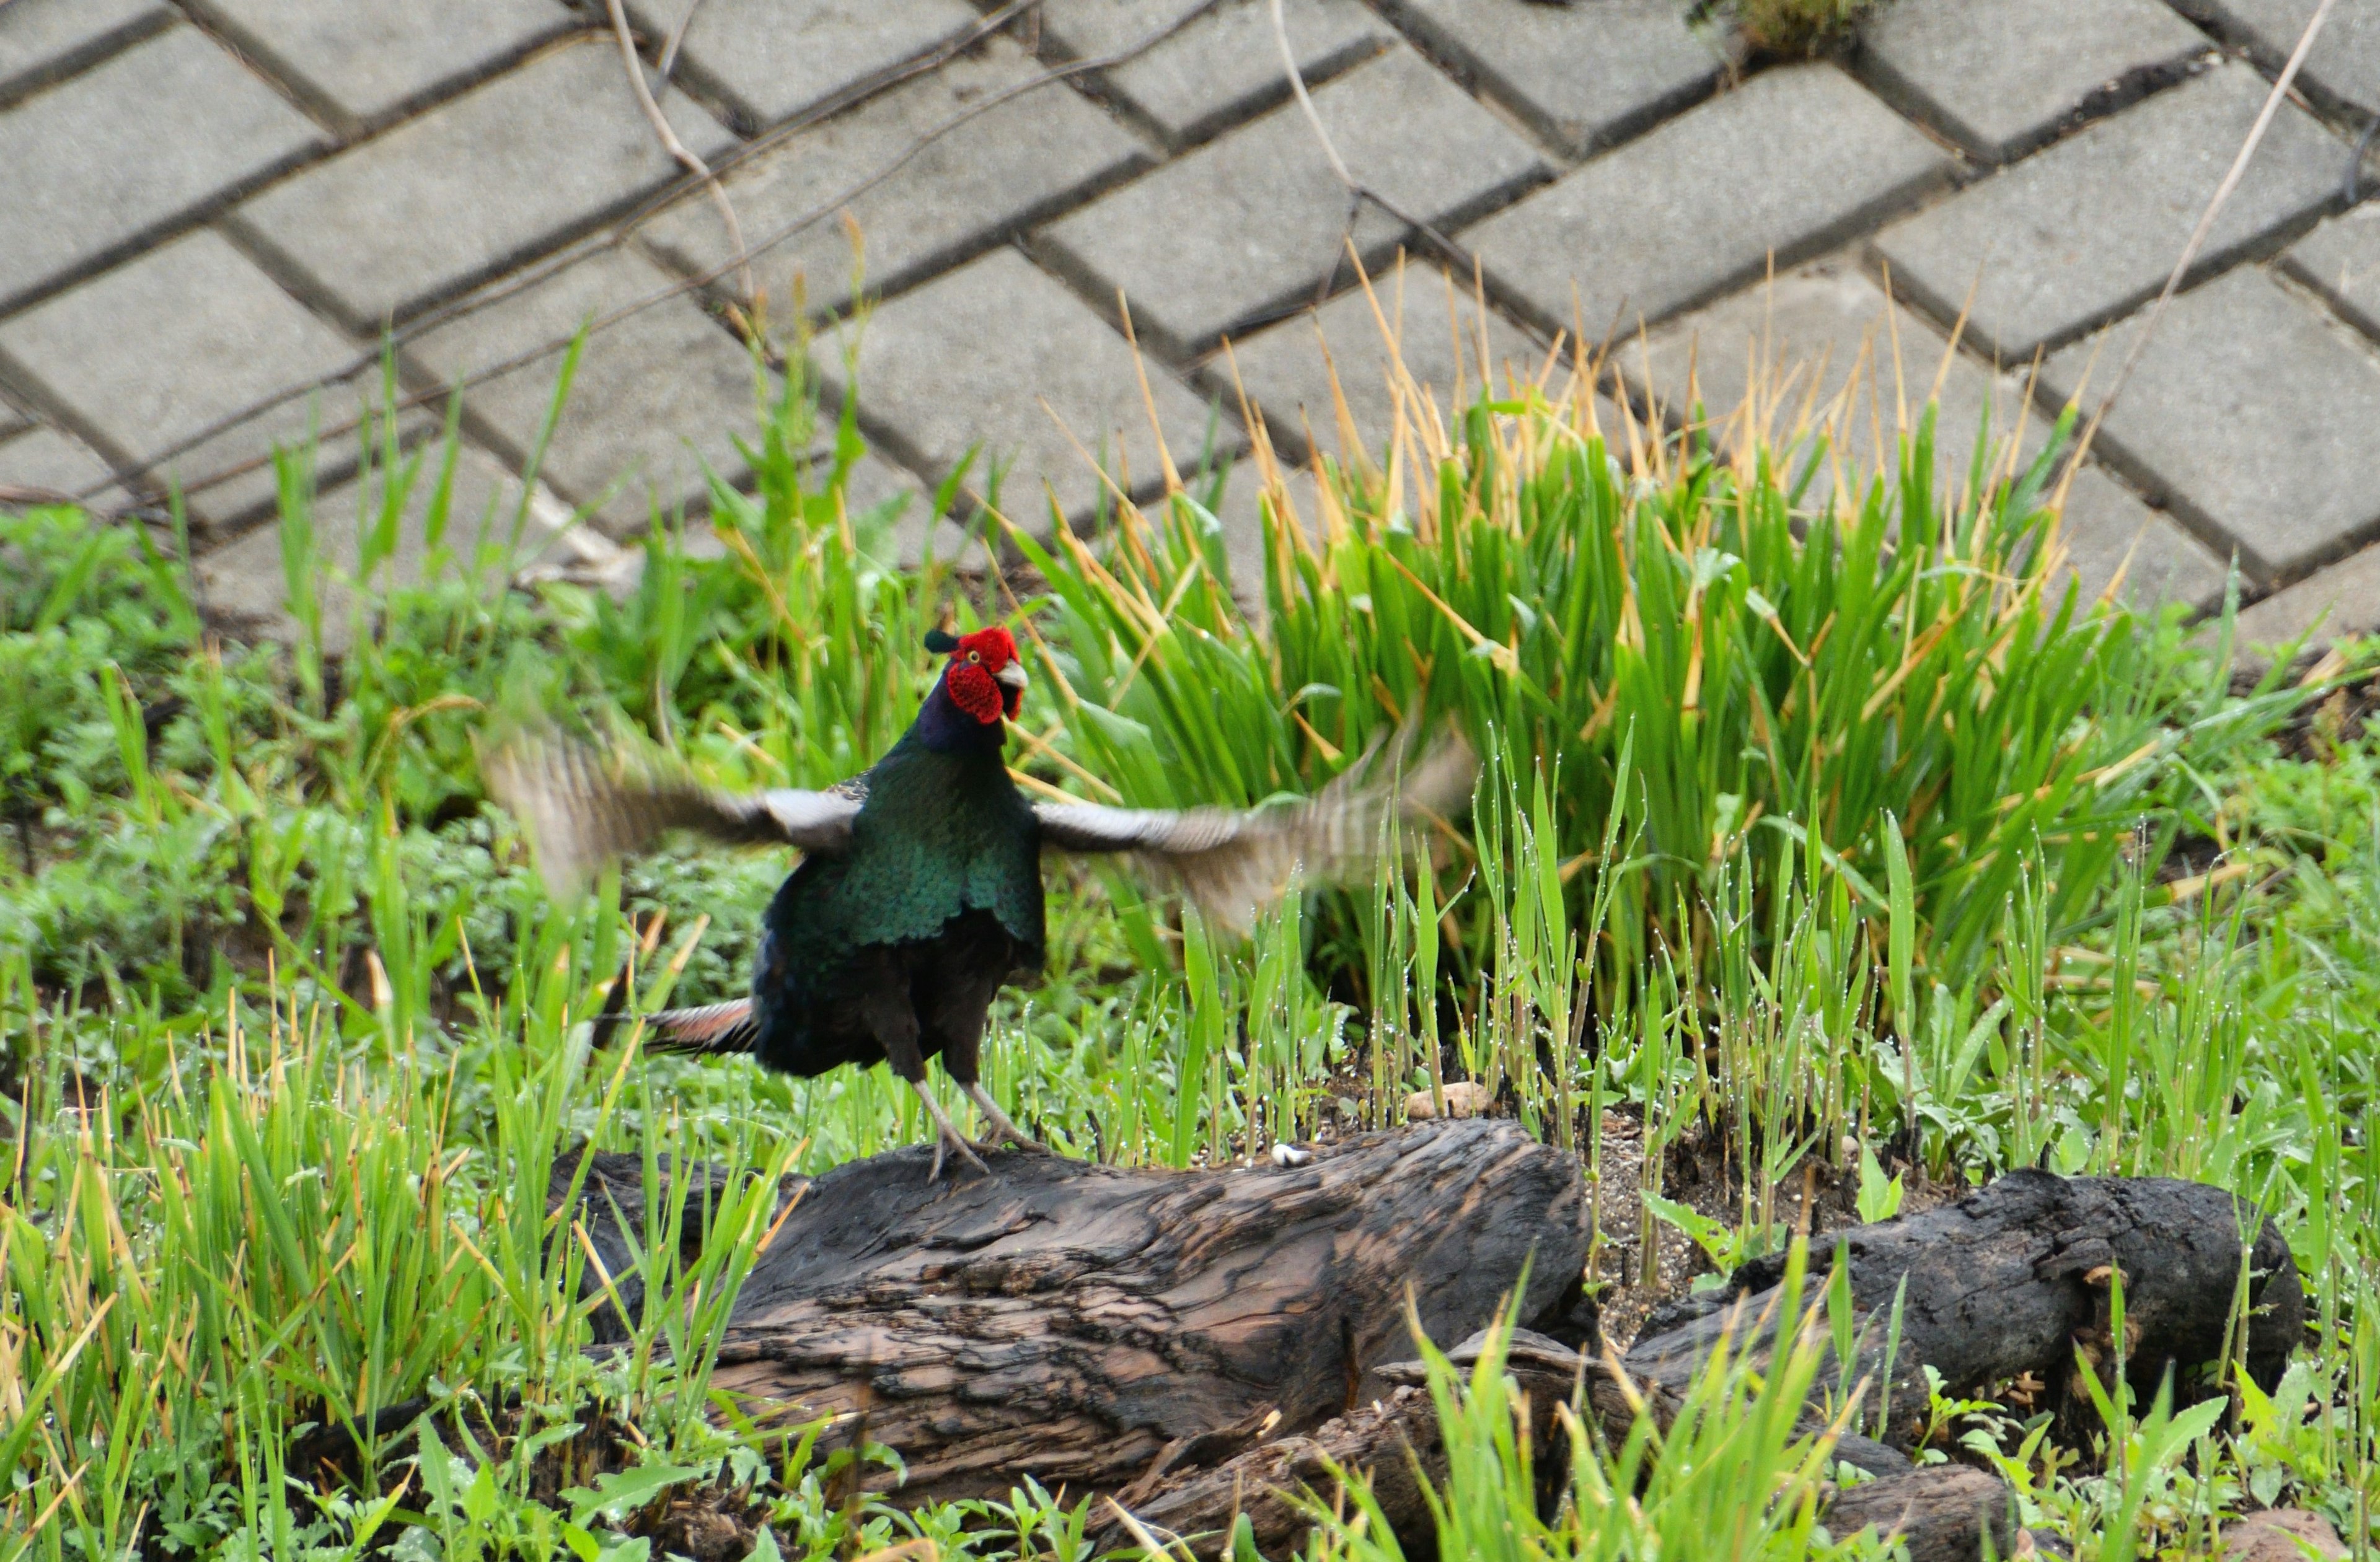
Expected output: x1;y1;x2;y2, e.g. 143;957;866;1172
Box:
194;441;563;649
1039;48;1546;358
226;37;733;331
0;395;30;444
0;0;169;105
1217;264;1557;464
812;248;1241;528
641;38;1146;322
182;0;573;135
1872;63;2342;360
2169;0;2380;117
0;427;130;512
2040;265;2380;584
405;247;765;537
1620;263;2045;489
0;25;324;317
1620;262;2225;609
1041;0;1391;147
2052;463;2232;612
1858;0;2207;162
1465;66;1949;346
0;230;395;533
2285;200;2380;347
1374;0;1718;157
2234;543;2380;647
645;0;982;133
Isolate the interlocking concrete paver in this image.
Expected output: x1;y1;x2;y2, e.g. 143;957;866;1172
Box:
0;0;168;106
1621;265;2040;478
1041;0;1390;147
193;441;562;649
2056;463;2232;611
645;0;981;133
1873;64;2342;359
1375;0;1718;157
0;395;30;445
2285;201;2380;346
0;230;391;532
1858;0;2207;162
1621;264;2225;608
226;37;733;331
642;39;1145;322
182;0;574;136
0;25;324;316
1039;48;1545;358
0;427;130;511
812;248;1240;527
2235;540;2380;646
1219;265;1557;464
2171;0;2380;116
1466;67;1949;343
2042;265;2380;584
406;247;764;537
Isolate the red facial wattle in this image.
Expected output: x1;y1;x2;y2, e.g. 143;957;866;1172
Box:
940;626;1026;726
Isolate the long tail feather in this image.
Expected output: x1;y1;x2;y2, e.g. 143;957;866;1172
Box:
590;998;760;1057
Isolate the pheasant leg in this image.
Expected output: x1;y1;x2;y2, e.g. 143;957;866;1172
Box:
961;1081;1047;1152
909;1078;991;1182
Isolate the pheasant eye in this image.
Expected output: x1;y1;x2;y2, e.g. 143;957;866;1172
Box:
967;651;981;663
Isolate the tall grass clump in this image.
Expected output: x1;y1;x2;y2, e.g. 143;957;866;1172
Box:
1019;324;2276;1024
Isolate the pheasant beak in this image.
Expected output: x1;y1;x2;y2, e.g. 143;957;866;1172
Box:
995;661;1028;695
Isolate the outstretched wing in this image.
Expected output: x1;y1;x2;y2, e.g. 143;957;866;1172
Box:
1035;730;1475;934
480;729;863;898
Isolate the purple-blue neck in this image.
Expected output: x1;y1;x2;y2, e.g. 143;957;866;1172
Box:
906;670;1007;755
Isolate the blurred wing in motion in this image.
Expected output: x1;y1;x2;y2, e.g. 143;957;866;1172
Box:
1035;729;1476;934
480;728;862;898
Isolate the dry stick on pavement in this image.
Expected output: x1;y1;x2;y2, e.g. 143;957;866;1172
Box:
2064;0;2338;481
606;0;753;307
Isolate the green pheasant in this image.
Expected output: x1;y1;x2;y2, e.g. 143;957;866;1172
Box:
485;625;1473;1179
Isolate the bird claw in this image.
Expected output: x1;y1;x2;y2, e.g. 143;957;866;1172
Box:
926;1129;992;1183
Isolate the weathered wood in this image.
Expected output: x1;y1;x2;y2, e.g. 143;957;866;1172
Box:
658;1121;1589;1505
1624;1170;2303;1449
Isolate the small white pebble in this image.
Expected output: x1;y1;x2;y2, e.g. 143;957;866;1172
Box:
1271;1143;1315;1168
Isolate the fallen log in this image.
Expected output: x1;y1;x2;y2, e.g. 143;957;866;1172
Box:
672;1120;1589;1504
1624;1170;2303;1450
558;1144;2294;1562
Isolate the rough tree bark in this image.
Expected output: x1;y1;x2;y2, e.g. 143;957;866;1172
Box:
669;1121;1587;1504
562;1142;2297;1562
1624;1169;2303;1449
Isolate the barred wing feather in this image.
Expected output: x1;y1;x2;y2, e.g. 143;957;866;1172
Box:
481;731;862;898
1035;731;1475;934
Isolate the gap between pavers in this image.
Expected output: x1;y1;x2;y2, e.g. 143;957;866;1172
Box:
1871;61;2343;361
0;22;325;317
1034;45;1548;361
633;0;982;136
1463;64;1952;348
400;246;770;539
2285;201;2380;348
2040;263;2380;586
1036;0;1393;149
1854;0;2210;164
223;35;735;333
809;247;1243;534
0;227;415;535
1215;261;1597;469
1372;0;1719;159
2169;0;2380;121
1617;259;2228;611
0;0;172;110
640;37;1149;327
179;0;577;139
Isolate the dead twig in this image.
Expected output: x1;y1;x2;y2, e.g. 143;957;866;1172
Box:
604;0;753;308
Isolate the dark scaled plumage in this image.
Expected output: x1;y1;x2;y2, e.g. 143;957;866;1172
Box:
482;624;1476;1180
